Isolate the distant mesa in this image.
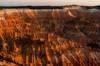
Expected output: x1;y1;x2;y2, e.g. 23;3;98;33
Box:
0;6;64;9
0;5;100;10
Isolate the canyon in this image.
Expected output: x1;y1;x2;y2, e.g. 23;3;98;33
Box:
0;7;100;66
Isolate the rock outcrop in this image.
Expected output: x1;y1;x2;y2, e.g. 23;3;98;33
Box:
0;8;100;66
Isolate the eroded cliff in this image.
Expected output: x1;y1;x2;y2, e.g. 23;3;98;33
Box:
0;8;100;66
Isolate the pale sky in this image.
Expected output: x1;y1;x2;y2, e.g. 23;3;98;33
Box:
0;0;100;6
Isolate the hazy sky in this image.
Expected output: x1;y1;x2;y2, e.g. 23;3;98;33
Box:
0;0;100;6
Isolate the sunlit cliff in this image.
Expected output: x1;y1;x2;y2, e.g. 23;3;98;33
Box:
0;8;100;66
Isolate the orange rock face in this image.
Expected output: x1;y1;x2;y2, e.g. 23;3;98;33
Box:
0;8;100;66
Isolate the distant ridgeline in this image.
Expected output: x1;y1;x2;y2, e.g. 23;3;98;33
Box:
0;5;100;9
0;6;64;9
